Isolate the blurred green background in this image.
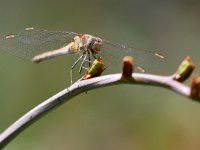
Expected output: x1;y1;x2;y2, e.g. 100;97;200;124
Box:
0;0;200;149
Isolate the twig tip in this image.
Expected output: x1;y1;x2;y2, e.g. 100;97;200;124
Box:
121;56;134;80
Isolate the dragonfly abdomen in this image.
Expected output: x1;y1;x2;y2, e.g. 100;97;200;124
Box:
32;42;76;63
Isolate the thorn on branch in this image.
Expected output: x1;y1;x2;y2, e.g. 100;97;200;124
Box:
190;75;200;100
121;56;134;80
173;56;195;82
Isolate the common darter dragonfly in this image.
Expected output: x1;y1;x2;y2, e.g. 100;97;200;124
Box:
0;27;164;83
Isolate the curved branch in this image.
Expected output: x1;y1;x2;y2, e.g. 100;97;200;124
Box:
0;56;199;149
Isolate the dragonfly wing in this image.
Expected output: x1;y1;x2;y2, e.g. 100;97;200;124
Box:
0;28;78;60
99;39;165;74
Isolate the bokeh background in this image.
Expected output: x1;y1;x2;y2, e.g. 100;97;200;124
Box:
0;0;200;150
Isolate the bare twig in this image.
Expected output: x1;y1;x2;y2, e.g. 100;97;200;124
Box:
0;56;199;149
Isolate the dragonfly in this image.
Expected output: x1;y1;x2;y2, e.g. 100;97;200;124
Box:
0;27;164;83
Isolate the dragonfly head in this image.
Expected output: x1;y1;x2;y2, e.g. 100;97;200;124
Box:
87;36;103;53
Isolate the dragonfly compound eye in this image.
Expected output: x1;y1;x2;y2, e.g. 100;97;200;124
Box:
92;38;102;52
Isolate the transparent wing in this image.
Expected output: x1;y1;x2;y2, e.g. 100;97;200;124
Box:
0;28;78;60
98;39;165;74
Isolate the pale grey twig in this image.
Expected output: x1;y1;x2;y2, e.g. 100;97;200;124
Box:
0;72;198;149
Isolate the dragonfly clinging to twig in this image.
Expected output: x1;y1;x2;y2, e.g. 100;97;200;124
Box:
0;27;164;83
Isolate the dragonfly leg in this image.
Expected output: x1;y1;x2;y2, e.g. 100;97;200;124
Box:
88;54;91;67
92;53;97;59
81;66;89;70
86;51;92;67
79;55;87;74
81;53;92;70
70;54;84;84
85;50;95;68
